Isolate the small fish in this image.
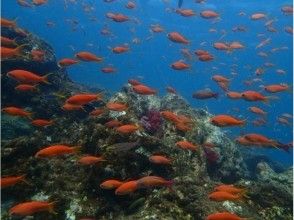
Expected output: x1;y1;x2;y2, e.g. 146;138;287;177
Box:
171;60;190;70
107;13;129;22
75;51;102;62
62;103;85;111
208;191;243;201
226;91;242;99
192;89;218;99
104;119;123;128
115;180;138;195
1;175;27;189
15;84;38;92
58;58;79;67
167;32;189;44
248;107;266;115
89;108;105;116
132;84;157;95
116;124;140;134
251;13;266;20
214;184;246;195
100;179;124;189
137;176;174;190
1;44;27;59
112;46;129;54
101;67;116;73
263;84;290;93
1;18;17;28
206;212;247;220
31;119;54;127
78;156;106;165
2;107;32;118
7;70;51;84
149;155;172;165
66;93;102;105
106;102;128;111
35;145;81;158
176;140;197;151
200;10;219;19
210;115;245;127
106;140;140;153
9;201;55;216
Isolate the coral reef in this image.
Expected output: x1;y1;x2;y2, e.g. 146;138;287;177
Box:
1;28;292;220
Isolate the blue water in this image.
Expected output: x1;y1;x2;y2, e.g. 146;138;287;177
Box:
3;0;293;166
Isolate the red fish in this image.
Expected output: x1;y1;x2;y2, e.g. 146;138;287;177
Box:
9;201;55;216
115;180;138;195
31;119;54;127
167;32;189;44
78;156;106;165
62;103;84;111
2;107;32;118
106;102;128;111
133;84;157;95
226;91;242;99
210;115;245;127
107;13;129;22
35;145;81;158
206;212;247;220
1;175;27;189
89;108;105;117
263;84;290;93
66;93;102;105
112;46;129;54
101;67;116;73
58;58;79;67
241;90;271;102
248;106;266;115
104;119;123;128
137;176;173;189
200;10;219;19
251;13;266;20
1;18;17;28
100;180;124;189
1;44;26;59
149;155;172;165
126;2;136;9
171;60;190;70
15;84;38;92
1;36;17;47
116;124;140;134
7;69;51;84
75;51;102;62
176;9;196;17
208;191;243;201
176;141;197;151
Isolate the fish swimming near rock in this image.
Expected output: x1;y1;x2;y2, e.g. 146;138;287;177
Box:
106;140;141;153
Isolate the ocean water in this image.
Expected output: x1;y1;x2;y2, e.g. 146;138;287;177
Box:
2;0;293;165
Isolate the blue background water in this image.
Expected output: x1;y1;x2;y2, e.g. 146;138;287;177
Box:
3;0;293;166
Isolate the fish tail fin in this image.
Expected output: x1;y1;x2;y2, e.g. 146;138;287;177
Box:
48;201;57;215
240;189;250;199
14;43;29;56
42;73;54;84
73;146;83;153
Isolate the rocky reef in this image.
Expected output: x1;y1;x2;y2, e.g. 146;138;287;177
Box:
1;28;293;220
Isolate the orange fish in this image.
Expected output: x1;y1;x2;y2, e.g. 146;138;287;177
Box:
15;84;38;92
100;180;124;189
104;119;123;128
167;32;189;44
126;2;136;9
2;107;32;118
213;42;230;50
31;50;45;62
175;122;192;132
1;18;17;28
212;75;230;83
75;51;102;62
89;108;105;116
235;136;255;146
1;44;26;59
115;180;138;195
31;119;54;127
198;54;214;61
150;24;164;33
32;0;48;6
248;106;266;115
112;46;129;54
208;191;243;201
263;84;290;93
251;13;266;20
7;69;50;84
241;90;270;102
206;212;247;220
171;60;190;70
116;124;140;134
176;140;197;151
210;115;245;127
161;111;180;123
1;175;27;189
200;10;219;19
58;58;79;67
176;9;196;17
106;102;128;111
108;13;129;22
243;133;277;146
137;176;173;189
101;67;116;73
128;79;141;86
133;84;156;95
229;41;245;49
66;93;102;105
214;184;246;195
226;91;242;99
35;145;81;158
149;155;172;165
9;201;55;216
78;156;106;165
1;36;17;47
62;103;84;111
